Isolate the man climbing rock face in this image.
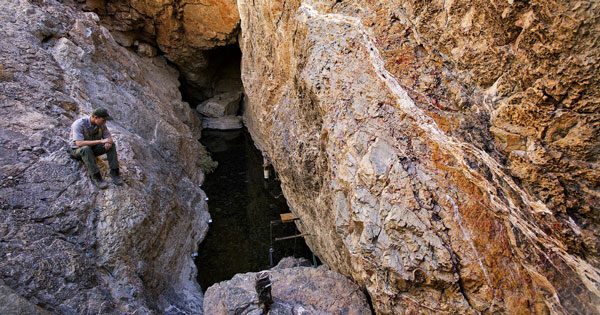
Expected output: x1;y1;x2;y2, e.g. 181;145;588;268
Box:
70;108;124;189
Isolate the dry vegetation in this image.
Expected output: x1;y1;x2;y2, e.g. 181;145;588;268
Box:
0;64;13;81
197;145;218;173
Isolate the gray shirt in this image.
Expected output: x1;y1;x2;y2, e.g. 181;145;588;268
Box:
71;117;112;147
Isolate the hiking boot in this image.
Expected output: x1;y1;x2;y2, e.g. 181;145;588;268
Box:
110;168;124;186
92;172;108;189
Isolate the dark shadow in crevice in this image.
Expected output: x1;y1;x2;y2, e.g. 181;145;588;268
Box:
195;129;315;290
178;44;243;108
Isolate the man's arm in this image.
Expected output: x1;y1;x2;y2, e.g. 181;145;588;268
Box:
75;138;110;147
72;119;96;148
101;126;114;149
71;120;113;148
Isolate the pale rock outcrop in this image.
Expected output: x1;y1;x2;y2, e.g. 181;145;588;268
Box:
197;91;243;117
135;41;158;58
197;91;244;130
204;261;371;314
1;1;209;313
238;0;600;314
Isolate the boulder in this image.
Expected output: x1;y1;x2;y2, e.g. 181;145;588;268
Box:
204;264;371;314
197;91;243;117
135;41;157;58
272;257;312;269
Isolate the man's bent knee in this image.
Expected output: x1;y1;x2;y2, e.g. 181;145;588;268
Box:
79;146;93;155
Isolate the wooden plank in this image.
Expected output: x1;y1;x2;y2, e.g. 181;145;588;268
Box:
280;213;298;222
275;234;307;241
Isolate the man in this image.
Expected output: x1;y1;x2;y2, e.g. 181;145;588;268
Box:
70;108;124;189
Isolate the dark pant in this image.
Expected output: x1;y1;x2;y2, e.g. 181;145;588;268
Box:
73;144;119;176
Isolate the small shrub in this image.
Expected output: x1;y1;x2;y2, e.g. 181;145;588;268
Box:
197;145;218;174
0;64;13;81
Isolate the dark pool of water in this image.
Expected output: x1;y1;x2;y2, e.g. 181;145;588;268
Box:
195;129;314;290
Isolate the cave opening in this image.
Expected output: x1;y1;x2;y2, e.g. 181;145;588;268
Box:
179;44;244;108
177;43;316;291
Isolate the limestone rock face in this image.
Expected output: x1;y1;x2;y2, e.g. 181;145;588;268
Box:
203;264;371;314
238;0;600;313
1;1;209;313
81;0;240;101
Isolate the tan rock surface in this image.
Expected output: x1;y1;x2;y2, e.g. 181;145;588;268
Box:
238;0;600;313
81;0;240;101
1;1;209;313
84;0;239;50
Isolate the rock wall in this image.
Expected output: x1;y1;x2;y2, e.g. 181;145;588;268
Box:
0;280;51;315
0;1;209;313
80;0;241;103
238;0;600;313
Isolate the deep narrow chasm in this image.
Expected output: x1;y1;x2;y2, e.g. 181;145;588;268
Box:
175;43;316;290
195;129;315;290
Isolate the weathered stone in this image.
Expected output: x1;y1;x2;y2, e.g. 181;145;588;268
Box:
0;1;210;313
202;115;244;130
4;0;599;313
273;257;312;269
110;30;135;47
81;0;241;102
0;281;51;315
135;41;157;58
238;0;600;314
197;91;243;117
204;265;371;314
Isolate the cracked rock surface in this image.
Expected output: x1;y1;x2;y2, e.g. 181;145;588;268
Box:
238;0;600;313
1;1;209;313
204;259;371;314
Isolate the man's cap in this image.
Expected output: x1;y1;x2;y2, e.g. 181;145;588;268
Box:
91;108;113;120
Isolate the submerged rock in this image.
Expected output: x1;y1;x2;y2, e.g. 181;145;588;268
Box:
204;262;371;314
0;1;209;313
